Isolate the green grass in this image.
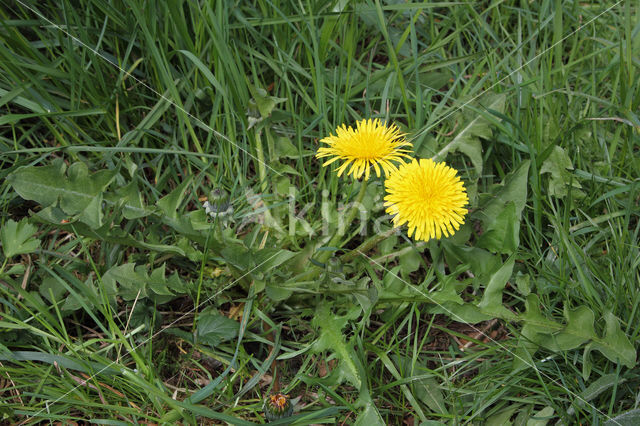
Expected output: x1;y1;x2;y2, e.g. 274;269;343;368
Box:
1;0;639;424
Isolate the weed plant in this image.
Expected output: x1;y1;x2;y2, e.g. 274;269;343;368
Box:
0;1;639;424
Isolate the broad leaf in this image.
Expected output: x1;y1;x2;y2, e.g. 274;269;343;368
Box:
513;295;636;370
568;374;625;415
441;243;501;282
106;180;151;219
527;406;554;425
274;136;310;159
353;401;385;426
545;306;595;351
39;276;67;304
1;219;40;258
603;409;640;426
265;284;293;301
399;249;422;278
590;312;636;368
477;256;516;319
196;311;240;347
476;160;529;254
479;160;530;220
156;178;192;219
7;160;116;220
434;92;506;177
477;202;519;254
33;206;189;257
102;263;184;304
312;305;362;389
248;84;286;120
486;404;519;426
540;146;583;198
414;376;447;415
252;248;297;274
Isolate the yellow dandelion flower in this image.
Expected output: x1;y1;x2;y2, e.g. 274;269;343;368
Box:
384;158;468;241
316;118;412;180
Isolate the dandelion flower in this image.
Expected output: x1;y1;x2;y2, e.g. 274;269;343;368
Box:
316;118;411;180
384;158;468;241
264;393;293;421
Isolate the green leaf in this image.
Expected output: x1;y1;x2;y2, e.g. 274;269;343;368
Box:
252;248;297;274
7;160;116;218
177;50;227;99
353;401;385;426
77;193;104;229
399;249;421;278
39;276;67;304
582;344;594;381
274;136;309;159
221;244;253;271
156;178;192;219
379;234;397;256
526;406;554;426
518;294;560;334
568;374;625;415
514;296;636;370
265;284;293;301
477;256;516;319
60;276;99;313
476;160;530;254
248;84;286;119
434;92;506;177
545;306;595;351
441;243;501;282
196;311;240;347
148;264;179;296
477;202;519;254
100;264;139;300
486;404;518;426
1;264;25;277
378;266;417;300
414;376;447;415
107;180;151;220
312;305;362;389
590;312;637;368
1;219;40;258
102;263;182;304
431;301;492;323
353;282;378;315
0;350;118;376
419;71;451;91
33;207;189;257
540;146;583;198
603;410;640;426
480;160;530;219
515;273;531;296
0;109;105;125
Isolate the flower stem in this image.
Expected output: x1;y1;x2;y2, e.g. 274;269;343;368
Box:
339;226;398;263
255;129;267;192
0;257;8;276
316;179;368;264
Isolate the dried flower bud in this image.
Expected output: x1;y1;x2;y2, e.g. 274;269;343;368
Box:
263;393;293;421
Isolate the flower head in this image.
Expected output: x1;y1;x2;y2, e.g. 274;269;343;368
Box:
384;158;468;241
264;393;293;421
316;118;411;180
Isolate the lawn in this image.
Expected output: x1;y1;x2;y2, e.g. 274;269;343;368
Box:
1;0;639;424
